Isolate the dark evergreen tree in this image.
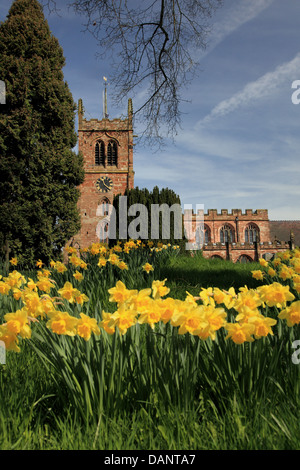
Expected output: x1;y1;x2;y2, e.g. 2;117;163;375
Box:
112;186;184;245
0;0;84;266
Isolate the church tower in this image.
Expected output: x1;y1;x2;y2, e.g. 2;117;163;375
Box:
74;85;134;248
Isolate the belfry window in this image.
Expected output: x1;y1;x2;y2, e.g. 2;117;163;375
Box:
245;224;259;243
95;140;105;165
107;140;118;166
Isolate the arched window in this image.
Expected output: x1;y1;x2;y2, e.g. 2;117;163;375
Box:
96;198;111;218
195;225;211;246
107;140;118;166
245;224;259;243
220;224;235;243
95;140;105;165
205;226;211;244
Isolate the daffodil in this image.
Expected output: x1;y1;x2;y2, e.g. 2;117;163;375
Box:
108;253;120;265
58;282;78;303
108;303;137;335
199;304;227;340
47;311;78;336
259;258;269;268
151;279;170;299
257;282;295;308
99;311;115;335
225;322;255;344
267;267;276;277
0;325;20;352
279;265;294;281
117;261;128;271
172;304;205;335
199;287;214;305
232;287;263;321
142;263;154;273
36;277;55;293
129;288;152;313
77;313;100;340
0;281;11;295
157;297;179;324
69;254;82;267
73;271;84;282
108;281;137;305
252;270;264;281
278;301;300;327
21;289;46;318
247;314;277;339
73;290;89;305
54;261;67;273
98;257;107;267
4;309;31;339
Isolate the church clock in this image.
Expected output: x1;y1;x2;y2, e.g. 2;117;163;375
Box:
96;176;113;193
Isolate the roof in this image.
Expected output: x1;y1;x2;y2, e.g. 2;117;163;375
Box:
269;221;300;247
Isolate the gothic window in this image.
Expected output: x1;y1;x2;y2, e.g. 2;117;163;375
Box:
220;224;235;243
95;140;105;165
96;198;111;217
205;226;211;244
195;225;211;246
245;224;259;243
107;140;118;166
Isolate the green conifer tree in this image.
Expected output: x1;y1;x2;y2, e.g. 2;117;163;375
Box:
0;0;84;266
112;186;183;245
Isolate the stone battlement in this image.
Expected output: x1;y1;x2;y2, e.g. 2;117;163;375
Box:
183;208;269;219
79;117;132;132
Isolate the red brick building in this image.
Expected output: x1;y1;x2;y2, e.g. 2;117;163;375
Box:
73;97;134;248
72;98;297;260
186;208;295;262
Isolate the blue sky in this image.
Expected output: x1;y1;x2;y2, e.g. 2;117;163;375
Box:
1;0;300;220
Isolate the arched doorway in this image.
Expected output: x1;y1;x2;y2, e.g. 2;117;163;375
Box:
237;254;253;263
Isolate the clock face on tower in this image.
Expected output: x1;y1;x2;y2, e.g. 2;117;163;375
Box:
96;176;113;193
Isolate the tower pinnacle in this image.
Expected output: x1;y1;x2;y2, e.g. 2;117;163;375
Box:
103;76;108;119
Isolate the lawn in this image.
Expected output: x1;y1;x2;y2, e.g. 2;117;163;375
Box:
0;243;299;450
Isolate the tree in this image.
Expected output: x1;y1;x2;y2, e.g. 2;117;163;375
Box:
0;0;84;266
43;0;223;145
111;186;184;245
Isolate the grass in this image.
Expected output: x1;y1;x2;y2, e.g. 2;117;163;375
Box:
158;251;262;299
1;347;299;450
0;249;299;450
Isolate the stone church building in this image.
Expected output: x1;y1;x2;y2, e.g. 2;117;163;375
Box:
73;97;299;262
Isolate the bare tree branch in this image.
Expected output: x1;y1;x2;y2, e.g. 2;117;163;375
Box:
42;0;223;147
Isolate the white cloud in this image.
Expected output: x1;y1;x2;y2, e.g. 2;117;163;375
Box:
200;52;300;123
201;0;276;59
176;129;265;161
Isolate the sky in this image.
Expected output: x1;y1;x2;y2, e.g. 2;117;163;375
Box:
1;0;300;221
